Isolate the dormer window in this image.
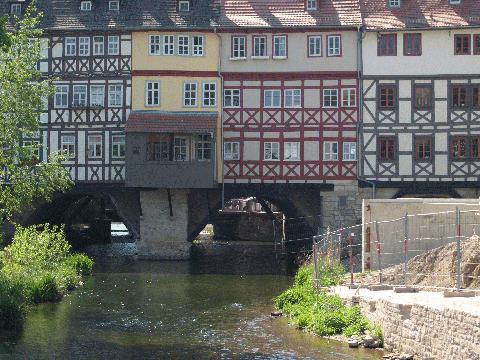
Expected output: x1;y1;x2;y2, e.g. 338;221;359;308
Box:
449;0;462;4
179;1;190;12
388;0;401;7
80;1;92;11
10;3;21;15
109;1;119;11
306;0;317;11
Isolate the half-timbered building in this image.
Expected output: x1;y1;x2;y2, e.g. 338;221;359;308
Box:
359;0;480;198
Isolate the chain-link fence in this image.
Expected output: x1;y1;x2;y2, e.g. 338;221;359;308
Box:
311;206;480;293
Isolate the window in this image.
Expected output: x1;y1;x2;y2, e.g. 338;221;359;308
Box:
79;37;90;56
232;36;246;58
388;0;401;7
108;84;122;107
54;85;69;108
455;34;471;55
193;36;204;56
414;85;433;109
323;89;338;108
308;36;322;57
415;136;432;161
452;85;468;108
253;36;267;57
61;135;75;158
264;142;280;161
474;86;480;108
343;142;357;161
80;1;92;11
109;1;119;11
195;135;212;161
342;88;356;107
112;135;125;158
203;82;216;107
146;81;160;106
88;135;102;159
72;85;87;107
179;1;190;12
174;137;188;161
273;35;287;58
93;36;104;55
284;89;301;108
224;89;240;108
224;142;240;160
327;35;341;57
449;0;462;4
264;90;281;108
178;36;190;55
65;37;76;56
306;0;317;10
379;86;397;109
378;137;396;161
163;35;174;55
472;137;480;160
378;34;397;56
149;35;161;55
108;36;119;55
184;82;197;106
475;35;480;55
147;137;170;161
404;33;422;56
10;3;21;15
451;137;467;160
284;142;300;161
90;85;105;107
324;142;338;161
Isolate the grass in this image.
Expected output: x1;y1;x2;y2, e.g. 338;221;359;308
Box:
275;263;381;340
0;224;93;331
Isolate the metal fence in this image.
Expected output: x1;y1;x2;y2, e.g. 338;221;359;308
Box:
273;214;323;256
311;206;480;292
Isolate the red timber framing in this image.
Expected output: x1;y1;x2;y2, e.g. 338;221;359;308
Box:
222;72;358;183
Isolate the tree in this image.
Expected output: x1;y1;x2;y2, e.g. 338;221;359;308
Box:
0;1;72;224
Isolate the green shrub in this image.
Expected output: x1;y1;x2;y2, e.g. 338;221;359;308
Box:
54;264;80;293
64;253;93;276
0;291;25;331
27;272;61;303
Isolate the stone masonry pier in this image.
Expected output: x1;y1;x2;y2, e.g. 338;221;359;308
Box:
333;286;480;360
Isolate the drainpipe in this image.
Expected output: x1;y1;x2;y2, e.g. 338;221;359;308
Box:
356;25;376;199
214;27;226;208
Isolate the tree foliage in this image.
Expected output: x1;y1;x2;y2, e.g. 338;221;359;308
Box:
0;1;72;223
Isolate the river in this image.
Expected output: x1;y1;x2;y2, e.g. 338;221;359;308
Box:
0;259;383;359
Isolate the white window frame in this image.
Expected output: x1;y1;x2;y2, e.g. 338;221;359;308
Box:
323;141;339;161
61;134;76;158
88;135;103;159
343;142;357;161
264;89;281;108
264;142;280;161
306;0;317;10
449;0;461;4
224;142;240;160
108;0;119;11
388;0;401;7
72;85;87;107
193;36;204;56
112;135;125;158
284;89;301;108
284;142;300;161
145;81;161;106
10;3;21;15
149;35;161;55
108;84;123;107
224;89;240;108
327;35;341;57
65;37;76;56
163;35;175;55
54;85;69;108
80;1;92;11
195;135;212;161
183;82;198;107
232;36;246;59
90;85;105;107
108;36;120;55
174;136;189;161
93;36;104;55
341;88;357;107
79;37;90;56
179;0;190;12
253;36;267;58
308;35;322;57
273;35;287;58
202;82;217;107
323;88;339;108
178;35;190;56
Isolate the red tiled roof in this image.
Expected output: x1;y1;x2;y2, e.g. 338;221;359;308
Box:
216;0;362;28
360;0;480;30
126;111;218;133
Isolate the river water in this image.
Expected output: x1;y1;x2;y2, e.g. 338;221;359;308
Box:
0;259;383;360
